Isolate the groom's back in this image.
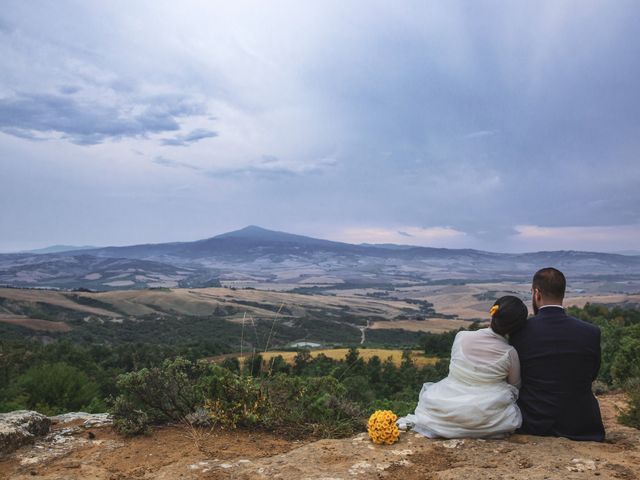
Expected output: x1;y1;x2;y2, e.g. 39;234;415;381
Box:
510;306;605;441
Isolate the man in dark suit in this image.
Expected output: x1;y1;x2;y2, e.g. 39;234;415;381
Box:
510;267;605;441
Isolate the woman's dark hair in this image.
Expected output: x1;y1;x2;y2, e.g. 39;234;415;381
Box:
490;295;528;336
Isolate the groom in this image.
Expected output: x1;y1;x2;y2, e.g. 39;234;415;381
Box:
510;267;605;441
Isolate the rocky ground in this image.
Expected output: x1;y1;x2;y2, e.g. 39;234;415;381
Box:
0;393;638;480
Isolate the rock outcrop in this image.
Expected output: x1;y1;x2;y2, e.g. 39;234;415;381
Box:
49;412;112;428
0;395;637;479
0;410;51;456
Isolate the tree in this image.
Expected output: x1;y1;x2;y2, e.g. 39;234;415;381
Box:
17;362;99;415
345;347;359;365
221;357;240;373
367;355;382;385
293;349;311;375
245;354;264;377
267;355;290;375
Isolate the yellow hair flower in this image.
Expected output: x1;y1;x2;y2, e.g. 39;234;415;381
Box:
367;410;400;445
490;305;499;316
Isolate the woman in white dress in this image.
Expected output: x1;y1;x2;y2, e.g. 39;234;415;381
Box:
398;295;528;439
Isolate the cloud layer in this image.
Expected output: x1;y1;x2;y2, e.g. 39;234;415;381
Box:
0;92;206;145
0;1;639;252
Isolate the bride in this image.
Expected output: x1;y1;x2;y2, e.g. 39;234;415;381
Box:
398;295;528;439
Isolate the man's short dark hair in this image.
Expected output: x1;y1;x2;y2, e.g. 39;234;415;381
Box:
532;267;566;300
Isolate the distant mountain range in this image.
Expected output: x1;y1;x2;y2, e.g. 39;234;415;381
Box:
614;250;640;256
19;245;98;254
20;245;99;254
1;226;639;291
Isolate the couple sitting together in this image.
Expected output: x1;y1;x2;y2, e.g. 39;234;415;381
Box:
399;267;605;442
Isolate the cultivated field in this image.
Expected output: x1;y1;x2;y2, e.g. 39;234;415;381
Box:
369;318;473;333
328;281;640;331
0;314;72;332
1;282;638;344
214;348;440;368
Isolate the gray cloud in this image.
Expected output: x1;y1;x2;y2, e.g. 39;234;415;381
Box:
0;17;12;33
205;165;299;180
161;128;218;146
0;92;206;145
153;156;202;170
0;127;45;141
58;85;81;95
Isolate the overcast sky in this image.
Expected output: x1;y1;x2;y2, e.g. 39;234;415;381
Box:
1;1;639;253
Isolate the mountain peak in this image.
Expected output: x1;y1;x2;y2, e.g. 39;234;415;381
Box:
212;226;341;246
214;225;288;239
234;225;274;235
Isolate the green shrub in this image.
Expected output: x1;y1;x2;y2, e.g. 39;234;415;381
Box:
220;357;240;373
592;380;609;396
111;396;151;436
16;362;99;415
112;358;364;438
261;374;363;438
611;334;640;387
618;378;640;429
342;375;376;405
111;357;207;425
202;372;364;438
203;369;269;429
368;399;416;417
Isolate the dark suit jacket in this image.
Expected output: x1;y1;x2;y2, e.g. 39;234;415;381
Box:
510;306;605;441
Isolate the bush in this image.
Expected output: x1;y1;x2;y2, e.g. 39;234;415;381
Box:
368;398;416;417
201;371;364;438
203;369;269;429
112;358;364;438
610;334;640;387
111;357;207;426
618;378;640;429
342;375;376;405
15;362;99;415
592;380;609;396
261;374;363;438
203;372;364;438
111;396;150;436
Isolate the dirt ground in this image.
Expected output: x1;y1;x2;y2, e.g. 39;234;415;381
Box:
1;393;638;480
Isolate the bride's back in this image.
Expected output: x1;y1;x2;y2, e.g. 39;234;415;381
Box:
450;328;518;385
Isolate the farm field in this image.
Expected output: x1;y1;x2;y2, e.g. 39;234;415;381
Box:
330;281;640;330
214;348;440;368
2;282;638;351
369;318;473;333
0;314;72;332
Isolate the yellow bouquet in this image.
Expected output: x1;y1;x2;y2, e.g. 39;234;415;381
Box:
367;410;400;445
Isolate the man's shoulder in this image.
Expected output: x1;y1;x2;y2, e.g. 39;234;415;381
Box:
565;312;601;336
530;309;601;338
510;310;600;346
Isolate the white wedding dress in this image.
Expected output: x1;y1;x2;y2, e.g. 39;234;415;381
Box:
399;328;522;439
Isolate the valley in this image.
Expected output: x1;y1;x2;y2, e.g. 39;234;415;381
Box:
1;279;638;352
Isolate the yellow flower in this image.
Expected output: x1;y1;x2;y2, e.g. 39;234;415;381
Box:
490;304;499;316
367;410;400;445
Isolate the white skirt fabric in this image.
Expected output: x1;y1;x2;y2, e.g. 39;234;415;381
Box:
400;378;522;439
399;329;523;439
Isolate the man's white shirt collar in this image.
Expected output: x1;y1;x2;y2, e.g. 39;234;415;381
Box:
539;305;564;309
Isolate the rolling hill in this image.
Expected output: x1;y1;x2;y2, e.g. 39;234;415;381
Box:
1;226;639;291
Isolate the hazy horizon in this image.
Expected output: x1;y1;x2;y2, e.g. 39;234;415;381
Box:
1;1;639;253
2;224;639;256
